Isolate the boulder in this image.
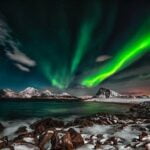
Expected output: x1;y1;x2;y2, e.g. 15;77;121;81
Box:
68;128;84;148
51;129;83;150
95;141;101;149
31;118;64;134
0;122;5;133
66;118;94;128
145;143;150;150
104;136;118;145
13;132;37;144
12;142;40;150
51;132;62;150
15;126;27;135
0;145;14;150
129;102;150;118
0;137;8;149
62;132;74;150
38;130;54;149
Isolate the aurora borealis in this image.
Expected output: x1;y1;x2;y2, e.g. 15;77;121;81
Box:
0;0;150;95
82;21;150;87
70;1;100;74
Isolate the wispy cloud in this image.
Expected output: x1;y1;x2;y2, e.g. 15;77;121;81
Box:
0;15;36;71
15;63;30;72
96;55;111;62
6;49;36;67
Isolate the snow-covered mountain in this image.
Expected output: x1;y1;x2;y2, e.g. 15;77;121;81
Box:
0;89;18;98
19;87;40;98
55;92;78;99
95;87;121;98
61;92;71;96
0;87;149;99
40;89;53;97
0;87;77;99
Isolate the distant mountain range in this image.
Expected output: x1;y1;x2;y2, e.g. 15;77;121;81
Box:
0;87;149;100
0;87;78;100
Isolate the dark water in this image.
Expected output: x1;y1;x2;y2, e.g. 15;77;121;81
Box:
0;100;130;120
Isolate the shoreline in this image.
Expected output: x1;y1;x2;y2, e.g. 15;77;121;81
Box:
84;98;150;104
0;97;149;104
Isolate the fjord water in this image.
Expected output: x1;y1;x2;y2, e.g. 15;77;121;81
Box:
0;100;129;120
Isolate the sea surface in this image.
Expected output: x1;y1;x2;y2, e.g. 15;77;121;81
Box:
0;100;130;120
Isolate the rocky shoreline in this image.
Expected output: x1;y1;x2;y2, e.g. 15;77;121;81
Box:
0;102;149;150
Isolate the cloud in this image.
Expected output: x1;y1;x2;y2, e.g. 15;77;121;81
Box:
96;55;111;62
0;17;10;45
0;16;17;49
6;49;36;67
15;63;30;72
110;65;150;82
0;15;36;70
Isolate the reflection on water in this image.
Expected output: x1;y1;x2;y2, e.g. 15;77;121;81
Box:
0;100;130;120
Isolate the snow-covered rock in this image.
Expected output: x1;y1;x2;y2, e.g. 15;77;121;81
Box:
41;90;53;97
0;89;18;98
58;92;78;99
79;95;93;100
95;88;121;98
61;92;71;96
19;87;40;98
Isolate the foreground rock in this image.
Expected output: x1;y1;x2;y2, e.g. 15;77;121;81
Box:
0;122;5;133
68;128;84;148
0;104;149;150
129;102;150;118
31;118;64;134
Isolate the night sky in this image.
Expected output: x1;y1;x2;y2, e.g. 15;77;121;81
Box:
0;0;150;95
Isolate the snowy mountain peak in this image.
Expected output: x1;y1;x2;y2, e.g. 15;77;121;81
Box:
0;89;18;98
19;87;40;98
61;92;71;96
41;89;53;97
95;87;121;98
20;87;38;93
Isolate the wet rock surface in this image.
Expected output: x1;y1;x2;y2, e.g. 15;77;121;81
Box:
0;103;149;150
31;118;64;134
0;122;5;133
129;102;150;118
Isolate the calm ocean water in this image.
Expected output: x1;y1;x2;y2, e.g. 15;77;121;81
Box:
0;100;129;120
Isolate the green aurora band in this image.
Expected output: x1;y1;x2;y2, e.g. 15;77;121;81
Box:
39;1;102;89
81;23;150;87
41;61;71;89
71;2;100;73
32;2;149;89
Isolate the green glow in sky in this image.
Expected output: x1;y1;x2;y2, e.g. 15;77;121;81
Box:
40;1;101;89
36;3;149;90
81;28;150;87
71;2;100;73
40;61;71;89
71;20;98;73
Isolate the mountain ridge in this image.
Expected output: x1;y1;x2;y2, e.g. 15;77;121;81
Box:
0;87;149;99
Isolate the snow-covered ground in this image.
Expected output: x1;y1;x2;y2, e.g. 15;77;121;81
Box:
85;98;150;104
